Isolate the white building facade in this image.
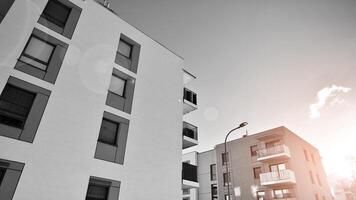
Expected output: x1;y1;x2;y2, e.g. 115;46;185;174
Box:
0;0;191;199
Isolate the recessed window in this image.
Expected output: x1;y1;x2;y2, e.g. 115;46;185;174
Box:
222;152;229;165
223;172;230;186
42;0;71;28
304;149;309;161
316;174;322;186
0;77;51;143
16;28;68;84
183;88;197;105
86;183;109;200
118;39;132;58
0;0;16;23
257;191;266;200
115;34;141;73
273;189;292;199
0;85;36;129
86;177;120;200
250;145;258;157
211;184;218;200
309;170;315;184
19;36;55;71
98;119;119;146
0;159;25;199
253;167;262;179
109;75;126;97
210;164;216;181
95;112;130;164
38;0;82;39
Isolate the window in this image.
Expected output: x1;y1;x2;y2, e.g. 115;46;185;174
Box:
38;0;82;39
109;75;126;97
86;177;120;200
0;85;36;129
98;119;119;146
304;149;309;161
253;167;261;179
257;191;266;200
265;140;281;148
211;184;218;200
225;194;232;200
20;36;55;71
115;34;141;73
316;174;322;186
0;0;15;23
273;189;293;199
250;145;258;157
15;28;68;84
0;158;25;199
223;172;231;186
309;171;315;184
315;194;320;200
270;163;286;172
182;188;190;195
0;77;51;143
183;88;197;105
118;39;132;58
210;164;216;181
106;69;136;114
222;152;229;165
94;112;130;164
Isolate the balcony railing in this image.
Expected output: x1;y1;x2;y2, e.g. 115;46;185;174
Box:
260;169;296;186
257;145;291;161
182;163;198;182
182;122;198;149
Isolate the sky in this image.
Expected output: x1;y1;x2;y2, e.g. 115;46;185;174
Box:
110;0;356;178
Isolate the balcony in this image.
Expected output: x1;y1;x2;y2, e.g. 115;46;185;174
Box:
182;163;199;189
183;88;197;114
260;170;296;186
257;145;291;162
182;122;198;149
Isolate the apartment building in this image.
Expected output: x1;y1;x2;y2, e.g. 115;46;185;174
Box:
0;0;193;199
197;126;333;200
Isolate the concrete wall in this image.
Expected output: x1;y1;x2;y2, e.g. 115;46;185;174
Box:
197;149;217;200
0;0;184;199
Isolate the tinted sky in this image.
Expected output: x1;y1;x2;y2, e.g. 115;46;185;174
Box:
110;0;356;176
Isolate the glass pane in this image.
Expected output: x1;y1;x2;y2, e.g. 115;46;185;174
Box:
98;119;118;145
118;39;132;58
274;190;283;198
0;168;6;185
86;184;108;200
43;0;71;27
278;163;286;170
109;76;126;96
24;37;54;64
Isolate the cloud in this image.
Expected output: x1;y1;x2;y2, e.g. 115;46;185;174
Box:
309;85;351;119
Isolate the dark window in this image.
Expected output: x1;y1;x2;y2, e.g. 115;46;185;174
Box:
98;119;119;146
115;34;141;73
0;167;5;185
86;183;109;200
222;152;229;165
253;167;262;179
223;172;230;186
210;164;216;181
118;39;132;58
19;36;55;71
183;88;197;105
211;184;218;200
0;0;15;23
86;177;120;200
250;145;258;156
42;0;71;28
0;84;36;129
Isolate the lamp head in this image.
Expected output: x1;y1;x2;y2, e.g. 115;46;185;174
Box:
239;122;248;128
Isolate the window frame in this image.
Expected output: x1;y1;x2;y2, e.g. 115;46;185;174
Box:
97;118;119;146
210;164;217;181
86;176;120;200
0;0;15;23
253;167;262;179
109;75;127;97
118;39;133;59
0;77;51;143
250;145;258;157
223;172;231;186
38;0;82;39
211;184;218;200
15;28;68;84
222;152;229;165
115;34;141;73
0;158;25;200
41;0;71;28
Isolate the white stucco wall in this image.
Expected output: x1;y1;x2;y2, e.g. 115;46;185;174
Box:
0;0;184;199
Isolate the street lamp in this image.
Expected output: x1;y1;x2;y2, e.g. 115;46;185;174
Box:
224;122;248;200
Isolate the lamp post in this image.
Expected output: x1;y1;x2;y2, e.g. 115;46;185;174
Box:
224;122;248;200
